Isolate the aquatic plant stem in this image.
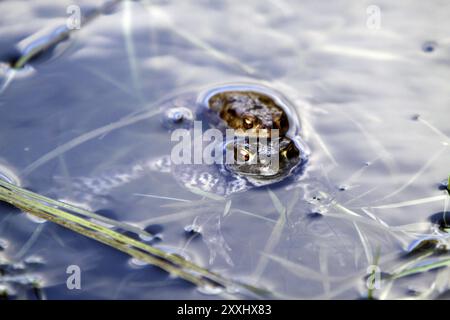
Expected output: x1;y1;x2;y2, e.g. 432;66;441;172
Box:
13;0;124;70
0;179;269;298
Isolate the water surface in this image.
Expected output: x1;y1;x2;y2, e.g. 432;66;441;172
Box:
0;0;449;299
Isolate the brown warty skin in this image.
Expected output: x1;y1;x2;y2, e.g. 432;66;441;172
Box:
208;91;289;137
208;90;300;177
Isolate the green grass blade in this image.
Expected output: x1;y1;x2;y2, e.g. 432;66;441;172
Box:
0;179;270;298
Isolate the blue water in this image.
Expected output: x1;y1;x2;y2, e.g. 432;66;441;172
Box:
0;0;449;299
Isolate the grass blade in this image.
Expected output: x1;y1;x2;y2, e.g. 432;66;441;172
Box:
0;179;270;298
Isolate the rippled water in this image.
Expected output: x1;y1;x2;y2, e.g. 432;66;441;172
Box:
0;0;449;299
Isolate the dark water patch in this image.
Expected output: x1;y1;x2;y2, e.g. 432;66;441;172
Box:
429;211;450;231
143;224;164;242
94;208;119;221
306;212;323;219
422;41;437;53
121;230;142;242
438;179;449;194
0;201;22;215
144;224;164;235
0;48;22;69
405;235;448;257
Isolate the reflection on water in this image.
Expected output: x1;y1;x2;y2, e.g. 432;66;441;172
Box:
0;0;449;299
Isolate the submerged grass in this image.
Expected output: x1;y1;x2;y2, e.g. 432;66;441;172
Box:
21;107;162;176
367;246;380;300
448;175;450;193
376;185;450;299
0;179;270;298
390;256;450;280
12;0;124;70
252;188;288;280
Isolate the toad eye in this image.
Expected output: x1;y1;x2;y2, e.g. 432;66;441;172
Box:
234;146;251;162
243;115;255;129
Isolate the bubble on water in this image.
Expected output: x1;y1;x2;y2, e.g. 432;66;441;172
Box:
184;216;202;234
138;231;163;243
422;41;437;53
306;193;331;216
138;233;154;242
128;258;149;268
311;204;329;215
24;212;47;224
197;284;224;296
184;224;201;234
163;106;194;129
